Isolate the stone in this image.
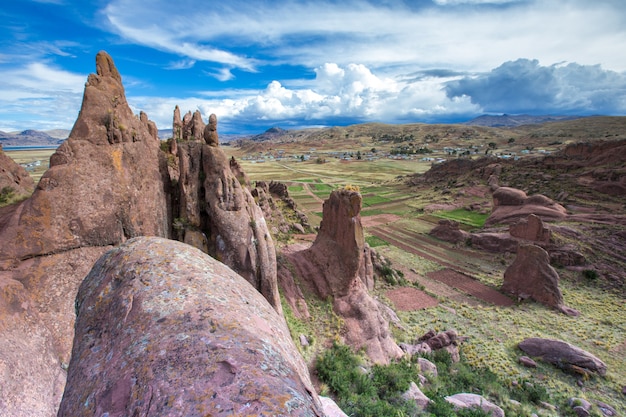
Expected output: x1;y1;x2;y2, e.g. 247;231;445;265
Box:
518;337;607;376
0;145;35;202
402;381;432;410
299;334;310;347
595;401;617;416
58;237;323;417
445;393;505;417
429;219;470;244
173;139;281;314
280;189;402;364
204;113;219;146
502;244;564;308
417;357;438;377
519;356;537;368
172;105;182;141
509;214;551;243
0;51;169;417
572;406;590;417
568;397;592;411
319;396;348;417
486;186;567;225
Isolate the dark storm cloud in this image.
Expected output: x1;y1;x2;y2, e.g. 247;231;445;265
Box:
445;59;626;115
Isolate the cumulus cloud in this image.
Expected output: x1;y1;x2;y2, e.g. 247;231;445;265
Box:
445;59;626;115
130;62;480;133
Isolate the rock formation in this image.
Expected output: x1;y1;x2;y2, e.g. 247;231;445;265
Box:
445;393;505;417
502;244;564;308
518;337;607;376
172;105;183;141
58;237;324;416
170;111;281;314
204;113;219;146
281;189;402;364
486;186;567;225
429;219;470;244
509;213;551;243
0;51;170;417
0;145;35;204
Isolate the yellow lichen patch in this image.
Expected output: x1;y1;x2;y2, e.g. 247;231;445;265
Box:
111;147;123;173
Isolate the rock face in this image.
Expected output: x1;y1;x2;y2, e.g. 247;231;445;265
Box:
509;213;551;243
0;145;35;203
58;237;323;417
0;51;170;417
518;337;607;376
281;189;402;363
445;393;505;417
502;244;564;308
429;219;470;244
486;186;567;225
204;113;219;146
171;113;281;314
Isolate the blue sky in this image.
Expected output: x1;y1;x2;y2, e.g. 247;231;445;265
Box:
1;0;625;134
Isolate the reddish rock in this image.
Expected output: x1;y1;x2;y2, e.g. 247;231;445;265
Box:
0;145;35;203
518;337;607;376
429;219;470;244
204;113;219;146
519;356;538;368
446;393;505;417
172;105;183;141
509;214;551;243
58;237;323;417
502;244;564;308
470;232;519;253
0;51;169;417
487;187;567;225
172;132;281;314
281;190;402;363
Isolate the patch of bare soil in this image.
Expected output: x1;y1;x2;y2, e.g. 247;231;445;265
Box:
361;214;401;228
427;269;514;306
386;287;438;311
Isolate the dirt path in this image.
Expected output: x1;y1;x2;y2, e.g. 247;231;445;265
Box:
301;183;324;203
427;269;514;306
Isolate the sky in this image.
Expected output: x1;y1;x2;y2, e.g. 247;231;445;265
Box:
1;0;625;135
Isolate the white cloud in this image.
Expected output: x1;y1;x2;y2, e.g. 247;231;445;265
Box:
103;0;626;73
129;62;480;133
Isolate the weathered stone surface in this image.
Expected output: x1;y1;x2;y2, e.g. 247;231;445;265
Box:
0;51;170;417
519;356;538;368
320;396;349;417
280;190;402;363
509;214;551;243
58;237;323;417
172;105;182;141
445;393;505;417
204;113;219;146
0;145;35;202
429;219;470;244
502;244;564;308
487;186;567;225
470;232;519;253
402;381;432;410
172;137;281;314
518;337;607;376
0;51;169;263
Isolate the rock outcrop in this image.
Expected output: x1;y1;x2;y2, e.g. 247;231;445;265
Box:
509;213;551;243
429;219;470;244
58;237;324;417
0;51;170;417
518;337;607;376
486;186;567;225
281;189;402;363
0;145;35;204
502;244;565;309
170;111;281;314
445;393;505;417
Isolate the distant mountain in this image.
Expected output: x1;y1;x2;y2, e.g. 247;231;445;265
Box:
250;126;289;142
464;114;584;127
0;129;67;147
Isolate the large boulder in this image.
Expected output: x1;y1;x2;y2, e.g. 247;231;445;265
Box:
502;244;564;308
518;338;607;376
429;219;470;244
486;186;567;225
58;237;323;417
509;214;551;244
445;393;505;417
